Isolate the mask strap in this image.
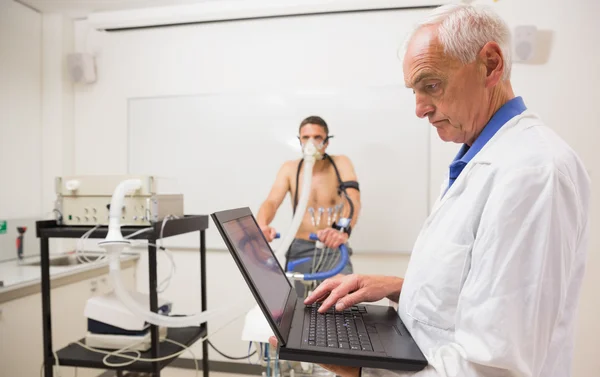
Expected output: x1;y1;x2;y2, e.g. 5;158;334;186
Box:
297;135;334;147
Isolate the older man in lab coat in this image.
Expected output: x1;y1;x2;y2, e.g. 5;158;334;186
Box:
270;4;591;377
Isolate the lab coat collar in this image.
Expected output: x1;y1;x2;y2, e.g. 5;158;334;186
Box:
456;96;527;166
446;97;527;192
428;109;540;221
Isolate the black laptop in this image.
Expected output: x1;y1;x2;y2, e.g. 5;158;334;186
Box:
211;207;427;371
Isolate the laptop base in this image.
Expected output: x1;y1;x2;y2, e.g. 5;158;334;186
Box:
279;300;427;371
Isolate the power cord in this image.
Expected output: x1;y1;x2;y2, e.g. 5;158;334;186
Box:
207;340;257;360
127;215;179;293
74;215;178;291
74;338;198;376
128;240;176;294
75;225;102;264
74;226;154;266
74;221;174;290
52;208;63;223
124;227;153;239
68;299;255;375
248;342;262;365
157;215;178;292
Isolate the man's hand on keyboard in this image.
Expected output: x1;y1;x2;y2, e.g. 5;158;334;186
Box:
304;274;405;313
268;336;360;377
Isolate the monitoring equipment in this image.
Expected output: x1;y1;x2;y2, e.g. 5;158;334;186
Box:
55;175;184;226
84;291;170;351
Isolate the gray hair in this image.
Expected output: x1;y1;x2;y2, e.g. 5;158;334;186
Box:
405;3;512;80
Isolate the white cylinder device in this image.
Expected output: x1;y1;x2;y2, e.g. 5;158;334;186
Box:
99;179;227;328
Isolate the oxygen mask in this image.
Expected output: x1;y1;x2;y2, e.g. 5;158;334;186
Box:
298;135;333;160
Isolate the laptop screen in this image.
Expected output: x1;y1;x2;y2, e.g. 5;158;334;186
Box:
221;215;292;325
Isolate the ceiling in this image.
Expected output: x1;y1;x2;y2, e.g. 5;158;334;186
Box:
15;0;222;16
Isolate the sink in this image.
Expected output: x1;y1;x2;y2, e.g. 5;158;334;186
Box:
22;253;105;267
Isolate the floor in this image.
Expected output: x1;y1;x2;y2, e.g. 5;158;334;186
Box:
61;367;254;377
64;364;334;377
155;369;248;377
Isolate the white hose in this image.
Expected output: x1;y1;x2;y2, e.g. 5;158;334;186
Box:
100;179;230;328
275;142;318;260
106;244;227;328
105;179;142;243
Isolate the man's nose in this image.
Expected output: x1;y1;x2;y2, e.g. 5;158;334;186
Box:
415;94;434;119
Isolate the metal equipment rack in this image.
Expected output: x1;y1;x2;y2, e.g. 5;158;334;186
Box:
36;215;210;377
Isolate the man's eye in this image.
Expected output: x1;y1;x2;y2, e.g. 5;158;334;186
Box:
426;83;440;92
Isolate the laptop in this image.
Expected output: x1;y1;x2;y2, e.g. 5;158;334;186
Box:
211;207;427;371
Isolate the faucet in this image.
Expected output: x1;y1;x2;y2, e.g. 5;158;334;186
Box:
16;227;27;260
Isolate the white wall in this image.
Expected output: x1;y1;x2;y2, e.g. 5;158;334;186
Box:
42;13;75;216
66;0;600;375
0;0;42;262
41;13;76;256
0;0;42;219
0;2;73;262
72;5;428;365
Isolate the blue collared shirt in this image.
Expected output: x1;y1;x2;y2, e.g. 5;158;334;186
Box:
446;96;527;192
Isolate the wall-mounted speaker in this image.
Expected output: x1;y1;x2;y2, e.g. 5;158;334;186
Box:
513;25;538;63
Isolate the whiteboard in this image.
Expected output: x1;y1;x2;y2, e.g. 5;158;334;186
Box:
128;86;429;253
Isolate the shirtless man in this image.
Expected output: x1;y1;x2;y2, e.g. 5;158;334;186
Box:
257;116;362;292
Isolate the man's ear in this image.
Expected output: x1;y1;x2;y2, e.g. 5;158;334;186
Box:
479;41;505;87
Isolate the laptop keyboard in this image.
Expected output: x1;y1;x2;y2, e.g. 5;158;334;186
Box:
305;303;373;351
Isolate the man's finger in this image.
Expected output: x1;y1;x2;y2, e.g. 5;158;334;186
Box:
333;235;344;248
329;234;344;249
304;278;339;304
317;229;329;240
304;282;334;305
268;336;278;348
330;235;340;248
335;290;366;311
318;277;358;313
306;290;330;305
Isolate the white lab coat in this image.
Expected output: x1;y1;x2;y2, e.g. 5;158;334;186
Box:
364;110;591;377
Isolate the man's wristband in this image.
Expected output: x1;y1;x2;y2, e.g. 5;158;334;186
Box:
331;222;352;237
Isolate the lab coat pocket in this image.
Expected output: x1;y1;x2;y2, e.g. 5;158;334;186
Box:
406;240;472;331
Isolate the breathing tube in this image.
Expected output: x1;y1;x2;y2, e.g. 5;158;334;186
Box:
293;153;356;226
274;141;319;261
99;179;230;328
